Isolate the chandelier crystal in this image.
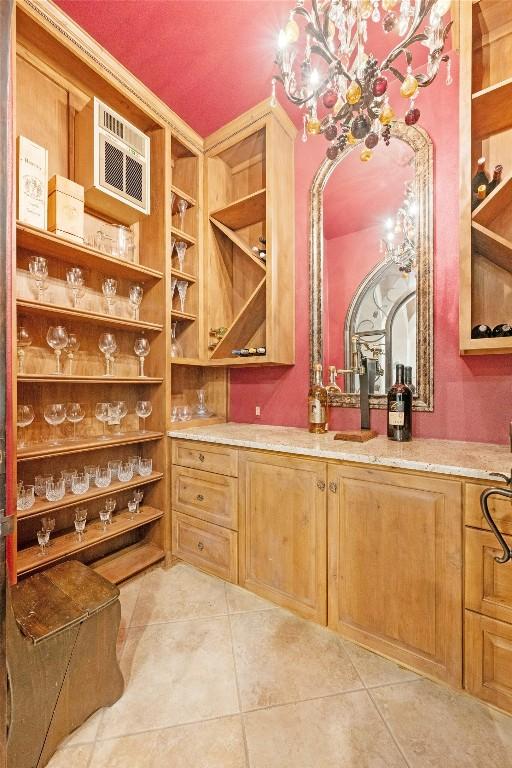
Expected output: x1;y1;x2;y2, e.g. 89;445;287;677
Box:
380;181;417;273
271;0;452;161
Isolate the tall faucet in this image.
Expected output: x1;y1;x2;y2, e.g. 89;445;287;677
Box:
333;333;384;432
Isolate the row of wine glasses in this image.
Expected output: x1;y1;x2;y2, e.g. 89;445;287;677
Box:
171;194;189;232
171;278;189;313
102;279;144;319
170;389;213;423
171;238;188;272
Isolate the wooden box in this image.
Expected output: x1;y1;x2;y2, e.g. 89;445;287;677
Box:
48;175;84;243
17;135;48;229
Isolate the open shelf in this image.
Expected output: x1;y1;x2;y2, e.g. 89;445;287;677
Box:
209;218;266;272
170;268;196;283
170;226;196;247
18;430;164;462
172;309;196;322
17;471;164;520
17;374;163;384
17;505;163;576
171;185;196;209
16;299;163;333
472;223;512;272
472;77;512;139
210;188;266;230
460;336;512;356
92;541;165;583
210;278;266;360
16;222;163;283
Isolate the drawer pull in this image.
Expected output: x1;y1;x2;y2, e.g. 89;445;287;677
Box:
481;476;512;564
198;453;205;462
196;494;204;502
317;480;326;491
197;541;205;551
329;481;337;493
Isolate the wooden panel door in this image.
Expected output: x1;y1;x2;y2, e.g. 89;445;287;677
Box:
328;464;463;686
239;451;327;623
465;527;512;623
465;611;512;715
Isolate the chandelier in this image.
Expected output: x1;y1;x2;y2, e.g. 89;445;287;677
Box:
380;181;417;273
271;0;452;161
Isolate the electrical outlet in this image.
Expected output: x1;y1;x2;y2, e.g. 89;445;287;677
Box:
255;406;261;417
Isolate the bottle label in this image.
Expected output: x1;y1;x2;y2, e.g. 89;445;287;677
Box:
309;397;325;424
388;402;405;427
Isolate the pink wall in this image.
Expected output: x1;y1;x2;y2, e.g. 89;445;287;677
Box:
231;56;512;445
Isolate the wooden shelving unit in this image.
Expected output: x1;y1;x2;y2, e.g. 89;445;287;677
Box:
17;431;164;462
459;0;512;354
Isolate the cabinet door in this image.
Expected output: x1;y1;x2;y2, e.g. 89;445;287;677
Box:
465;611;512;715
465;527;512;623
239;451;327;623
328;464;463;686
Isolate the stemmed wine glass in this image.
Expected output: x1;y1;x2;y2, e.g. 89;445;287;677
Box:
134;335;150;377
108;401;127;436
128;284;143;320
17;325;32;375
102;278;117;315
175;241;187;272
66;402;85;441
170;321;183;358
64;333;80;375
66;267;85;308
46;326;69;375
29;256;48;302
74;508;87;542
95;402;110;440
170;236;176;259
41;517;56;547
17;404;34;448
105;497;116;522
98;332;117;376
37;530;50;557
177;199;188;231
176;280;188;313
133;488;144;514
99;508;110;531
135;400;152;433
43;403;67;444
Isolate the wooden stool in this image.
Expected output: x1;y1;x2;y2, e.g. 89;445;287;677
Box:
7;561;124;768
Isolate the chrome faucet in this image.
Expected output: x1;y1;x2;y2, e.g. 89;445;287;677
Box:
333;333;384;432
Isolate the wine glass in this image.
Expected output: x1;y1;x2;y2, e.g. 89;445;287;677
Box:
177;199;188;231
171;277;177;299
170;192;176;214
170;236;176;258
37;530;50;557
43;404;66;444
95;402;110;439
175;241;187;272
66;402;85;441
102;278;117;315
127;500;137;519
29;256;48;302
99;509;110;531
128;284;143;320
74;509;87;542
134;335;150;377
108;401;127;436
135;400;152;433
105;497;116;521
176;280;188;313
66;267;85;308
17;325;32;375
64;333;80;375
133;488;144;514
17;404;34;448
41;517;56;547
98;332;117;376
46;326;69;375
170;321;183;358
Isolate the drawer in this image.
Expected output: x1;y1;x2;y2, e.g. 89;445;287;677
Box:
172;440;238;477
465;482;512;535
172;466;238;530
172;511;238;583
465;610;512;715
465;527;512;623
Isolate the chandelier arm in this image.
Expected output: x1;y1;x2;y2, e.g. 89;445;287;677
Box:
380;0;438;72
306;0;352;82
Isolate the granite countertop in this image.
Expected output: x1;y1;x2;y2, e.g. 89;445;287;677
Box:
168;422;512;481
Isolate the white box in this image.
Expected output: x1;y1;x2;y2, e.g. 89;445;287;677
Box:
17;136;48;229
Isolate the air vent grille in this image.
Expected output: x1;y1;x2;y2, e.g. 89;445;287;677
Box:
104;142;124;192
103;110;124;141
101;106;146;156
126;156;143;203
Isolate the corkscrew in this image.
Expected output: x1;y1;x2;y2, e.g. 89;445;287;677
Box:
480;470;512;564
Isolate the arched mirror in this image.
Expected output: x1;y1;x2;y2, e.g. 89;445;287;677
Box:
310;121;433;411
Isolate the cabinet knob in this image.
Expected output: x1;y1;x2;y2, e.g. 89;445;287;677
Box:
329;481;337;493
197;541;205;551
196;494;204;502
198;453;205;462
317;480;326;491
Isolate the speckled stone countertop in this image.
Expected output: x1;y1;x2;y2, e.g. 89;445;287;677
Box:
168;422;512;481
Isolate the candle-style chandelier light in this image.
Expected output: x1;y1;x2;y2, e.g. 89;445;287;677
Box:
271;0;452;161
380;181;417;273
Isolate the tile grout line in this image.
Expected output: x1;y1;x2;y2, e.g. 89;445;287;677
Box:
367;686;413;768
225;582;252;768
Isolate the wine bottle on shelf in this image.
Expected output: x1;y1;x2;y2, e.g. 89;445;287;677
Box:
404;365;416;395
231;347;267;357
471;157;490;194
487;164;503;195
471;184;487;211
387;363;412;442
471;324;492;339
308;363;328;435
492;323;512;337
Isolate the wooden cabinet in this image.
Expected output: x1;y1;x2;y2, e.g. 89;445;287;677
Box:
465;611;512;713
173;466;237;530
172;439;238;476
173;511;237;583
327;464;463;686
238;451;327;623
465;527;512;623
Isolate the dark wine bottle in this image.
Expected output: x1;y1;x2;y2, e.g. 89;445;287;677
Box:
471;184;487;211
387;364;412;442
492;323;512;337
404;365;416;395
487;164;503;195
471;324;492;339
471;157;489;194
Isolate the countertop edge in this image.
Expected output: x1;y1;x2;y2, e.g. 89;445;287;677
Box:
167;429;500;482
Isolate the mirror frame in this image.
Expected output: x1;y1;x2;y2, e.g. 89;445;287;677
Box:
309;120;434;411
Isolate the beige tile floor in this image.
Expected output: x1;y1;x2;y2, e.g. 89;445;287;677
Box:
48;563;512;768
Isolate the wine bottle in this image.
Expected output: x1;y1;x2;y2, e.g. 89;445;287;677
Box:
492;323;512;337
387;363;412;442
404;365;416;395
308;363;328;434
325;365;342;397
256;347;266;355
471;184;487;211
471;324;492;339
487;164;503;195
471;157;489;194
